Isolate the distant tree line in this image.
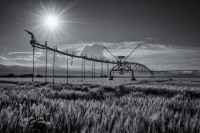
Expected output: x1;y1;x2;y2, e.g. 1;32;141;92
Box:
100;75;108;77
0;73;113;78
0;73;43;78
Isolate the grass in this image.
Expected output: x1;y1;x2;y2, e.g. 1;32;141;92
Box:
0;79;200;132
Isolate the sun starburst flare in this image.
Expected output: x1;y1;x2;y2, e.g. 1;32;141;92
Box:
24;1;76;42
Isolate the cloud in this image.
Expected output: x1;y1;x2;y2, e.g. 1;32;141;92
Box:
1;41;200;71
146;37;160;44
146;37;158;40
8;52;32;55
0;55;44;67
103;41;144;49
77;42;144;60
0;50;45;67
8;51;43;58
142;43;199;50
40;42;200;71
130;48;200;70
144;43;168;50
49;42;93;54
79;43;106;59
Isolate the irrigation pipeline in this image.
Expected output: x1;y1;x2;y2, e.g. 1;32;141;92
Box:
31;41;117;64
27;30;179;82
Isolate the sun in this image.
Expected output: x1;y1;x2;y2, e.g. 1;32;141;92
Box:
24;1;77;41
46;16;59;29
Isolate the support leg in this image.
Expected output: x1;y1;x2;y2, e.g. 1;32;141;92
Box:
113;63;114;76
92;61;93;80
45;42;47;83
84;59;85;80
53;46;56;86
131;70;136;81
102;62;103;77
94;62;95;78
32;46;35;82
107;63;108;77
101;62;103;77
109;70;113;80
67;55;68;84
150;73;155;78
81;58;83;82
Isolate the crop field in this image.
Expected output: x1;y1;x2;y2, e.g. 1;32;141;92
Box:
1;79;200;133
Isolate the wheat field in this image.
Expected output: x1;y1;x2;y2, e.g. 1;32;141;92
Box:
0;79;200;133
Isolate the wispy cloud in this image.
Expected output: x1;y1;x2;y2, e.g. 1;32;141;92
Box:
8;52;32;55
0;55;44;67
103;41;144;49
146;37;158;40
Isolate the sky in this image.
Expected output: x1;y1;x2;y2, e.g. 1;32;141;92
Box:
0;0;200;71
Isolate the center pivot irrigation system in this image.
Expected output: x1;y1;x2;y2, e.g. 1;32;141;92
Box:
103;45;141;80
25;30;153;84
